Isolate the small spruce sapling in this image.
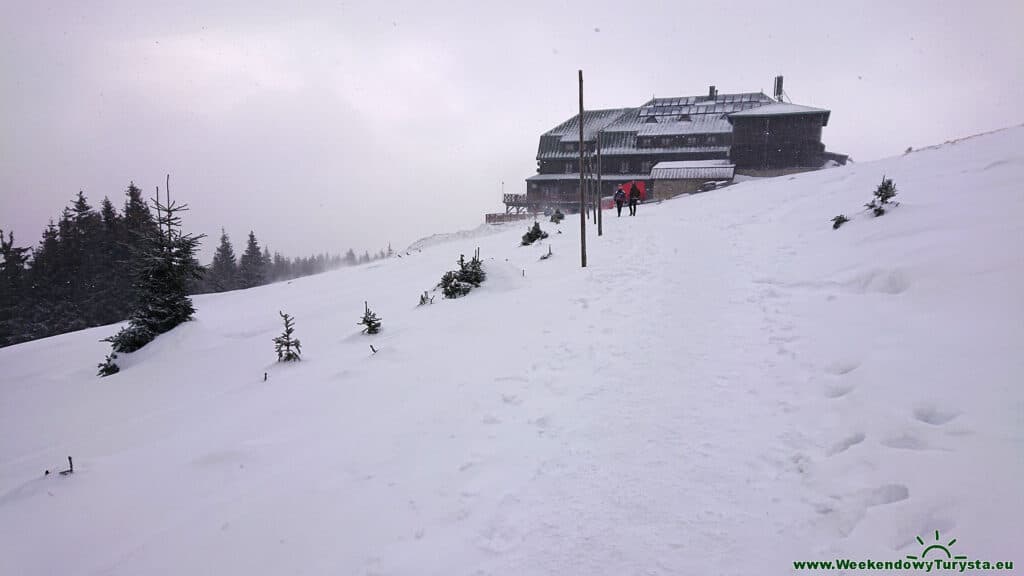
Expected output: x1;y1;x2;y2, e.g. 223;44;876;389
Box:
438;248;486;299
418;291;435;306
521;221;549;246
550;209;565;224
274;311;302;361
359;301;382;334
865;176;898;216
832;214;849;230
440;270;472;298
458;248;486;286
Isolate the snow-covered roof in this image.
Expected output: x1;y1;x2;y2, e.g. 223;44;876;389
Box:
526;173;654;182
651;160;735;181
653;160;732;168
537;91;775;160
728;102;830;118
638;92;772;118
636;115;733;136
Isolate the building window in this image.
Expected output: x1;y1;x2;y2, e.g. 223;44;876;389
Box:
706;135;717;145
619;160;629;173
641;161;653;173
685;136;697;146
660;137;671;147
565;162;573;174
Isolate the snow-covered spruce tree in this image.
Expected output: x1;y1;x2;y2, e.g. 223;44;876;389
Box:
101;179;205;371
865;176;898;216
97;352;120;376
438;249;485;299
440;270;472;299
521;221;549;246
274;311;302;361
457;248;486;286
358;301;382;334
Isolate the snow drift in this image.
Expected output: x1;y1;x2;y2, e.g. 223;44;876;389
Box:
2;125;1023;575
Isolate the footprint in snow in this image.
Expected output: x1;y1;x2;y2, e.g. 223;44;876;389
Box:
826;432;866;456
912;405;960;426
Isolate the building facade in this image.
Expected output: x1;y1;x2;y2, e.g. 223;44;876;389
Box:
520;81;843;211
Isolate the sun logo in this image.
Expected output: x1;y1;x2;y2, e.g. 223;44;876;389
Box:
906;530;967;561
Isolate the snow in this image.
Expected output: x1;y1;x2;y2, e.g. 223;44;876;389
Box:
729;102;830;117
3;125;1024;575
651;159;733;168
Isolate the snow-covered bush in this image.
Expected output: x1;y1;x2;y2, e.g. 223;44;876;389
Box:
832;214;849;230
550;209;564;224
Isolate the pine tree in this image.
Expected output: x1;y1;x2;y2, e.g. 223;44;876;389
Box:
209;228;239;291
344;249;357;266
103;179;205;362
273;311;302;361
358;301;382;334
238;231;266;289
89;196;124;324
0;229;31;347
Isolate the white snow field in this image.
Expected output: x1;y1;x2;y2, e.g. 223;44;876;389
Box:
2;126;1023;575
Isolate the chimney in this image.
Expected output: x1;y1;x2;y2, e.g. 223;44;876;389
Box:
774;75;784;102
708;85;717;100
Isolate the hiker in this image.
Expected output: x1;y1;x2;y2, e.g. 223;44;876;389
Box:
614;186;626;217
628;182;641;216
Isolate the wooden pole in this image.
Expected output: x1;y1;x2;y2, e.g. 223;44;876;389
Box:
597;132;603;236
578;70;587;268
593;152;598;225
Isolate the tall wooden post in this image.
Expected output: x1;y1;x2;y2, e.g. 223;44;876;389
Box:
592;152;598;225
578;70;587;268
597;133;603;236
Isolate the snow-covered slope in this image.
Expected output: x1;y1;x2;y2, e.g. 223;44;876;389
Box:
2;126;1023;575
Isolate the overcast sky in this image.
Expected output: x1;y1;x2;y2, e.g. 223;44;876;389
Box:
2;0;1022;260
